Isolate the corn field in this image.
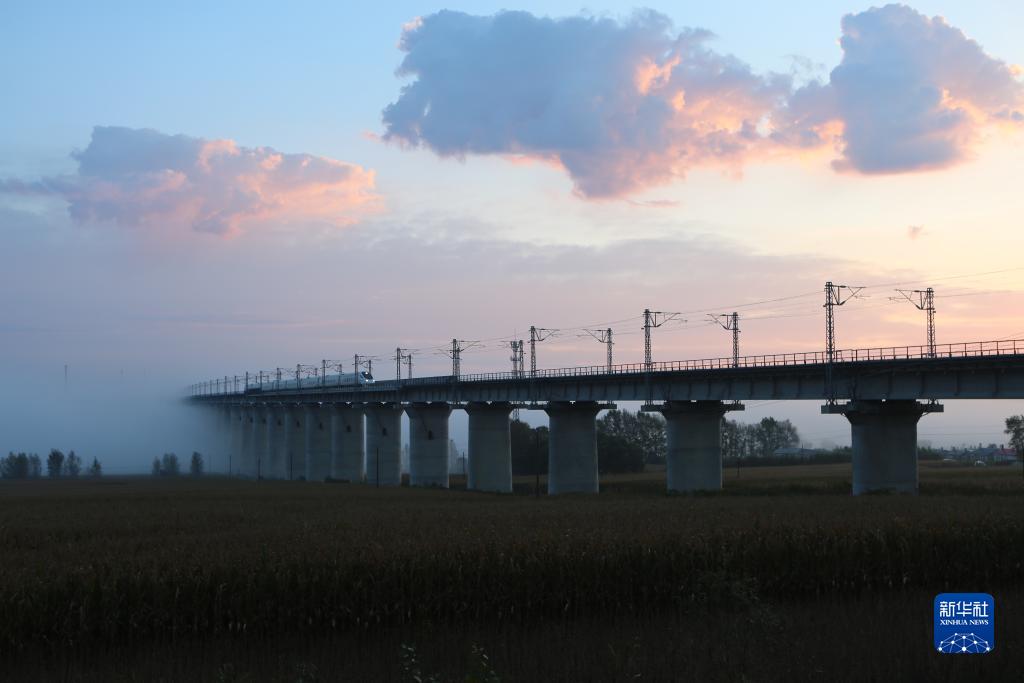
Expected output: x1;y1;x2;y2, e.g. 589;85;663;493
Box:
1;465;1021;661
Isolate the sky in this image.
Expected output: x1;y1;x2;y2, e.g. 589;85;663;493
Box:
2;2;1024;470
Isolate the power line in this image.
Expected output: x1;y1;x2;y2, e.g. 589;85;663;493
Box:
858;266;1024;291
509;340;525;377
643;309;685;404
675;290;821;316
581;328;614;371
363;270;1022;369
552;314;642;334
892;288;936;357
935;290;1018;299
529;326;556;377
709;312;740;367
201;265;1024;387
510;340;525;420
743;297;903;323
824;281;864;404
614;320;717;336
441;339;481;379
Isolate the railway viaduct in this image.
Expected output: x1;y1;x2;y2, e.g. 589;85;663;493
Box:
190;340;1024;495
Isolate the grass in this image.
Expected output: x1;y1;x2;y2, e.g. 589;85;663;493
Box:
0;463;1021;680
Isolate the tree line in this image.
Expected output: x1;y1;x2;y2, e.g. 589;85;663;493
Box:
721;417;801;460
510;410;806;474
512;410;668;475
1;449;102;479
152;452;204;477
9;413;1012;483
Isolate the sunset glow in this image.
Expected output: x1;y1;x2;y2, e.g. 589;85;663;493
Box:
2;1;1023;465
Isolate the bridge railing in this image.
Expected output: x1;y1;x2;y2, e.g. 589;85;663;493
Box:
189;338;1022;396
454;338;1022;382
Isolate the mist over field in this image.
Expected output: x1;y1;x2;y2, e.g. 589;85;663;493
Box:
0;366;215;473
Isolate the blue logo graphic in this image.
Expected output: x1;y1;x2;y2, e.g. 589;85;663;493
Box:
934;593;994;654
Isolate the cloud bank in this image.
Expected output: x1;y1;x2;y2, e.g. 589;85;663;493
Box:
788;3;1024;174
2;127;379;235
382;5;1023;196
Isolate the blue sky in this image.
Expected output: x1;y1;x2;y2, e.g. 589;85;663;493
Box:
4;1;1021;171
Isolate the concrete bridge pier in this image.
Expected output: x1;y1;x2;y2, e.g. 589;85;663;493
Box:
331;404;365;482
228;405;244;476
657;400;743;493
266;405;287;479
465;402;513;493
251;405;269;479
284;404;306;480
218;404;233;474
545;401;604;494
823;399;942;494
365;403;403;486
406;403;452;488
305;404;332;482
239;405;256;478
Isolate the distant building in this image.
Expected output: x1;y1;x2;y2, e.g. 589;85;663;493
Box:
988;447;1018;464
965;444;1017;464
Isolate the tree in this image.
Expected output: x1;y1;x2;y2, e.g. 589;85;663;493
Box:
1;453;30;479
15;453;29;478
721;419;745;459
637;412;668;465
1;453;44;479
510;420;548;475
596;427;645;473
1005;415;1024;478
160;452;180;476
88;457;102;477
65;450;82;478
28;454;42;478
751;417;800;458
151;457;162;476
721;418;801;460
190;451;204;477
47;449;65;478
597;410;666;466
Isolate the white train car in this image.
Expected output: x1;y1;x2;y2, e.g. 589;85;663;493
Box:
248;371;374;392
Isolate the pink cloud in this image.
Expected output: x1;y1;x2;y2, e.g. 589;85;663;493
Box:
2;127;379;236
383;7;1024;197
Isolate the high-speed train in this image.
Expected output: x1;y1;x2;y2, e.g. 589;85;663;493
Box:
245;371;374;392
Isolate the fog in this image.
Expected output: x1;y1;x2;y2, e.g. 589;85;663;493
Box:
0;364;216;473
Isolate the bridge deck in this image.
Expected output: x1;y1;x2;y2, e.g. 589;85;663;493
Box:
191;339;1024;404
